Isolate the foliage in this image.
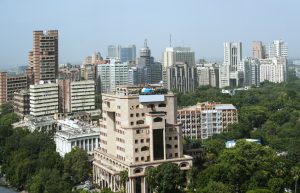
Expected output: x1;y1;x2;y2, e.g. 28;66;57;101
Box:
197;181;232;193
63;147;90;185
145;163;184;193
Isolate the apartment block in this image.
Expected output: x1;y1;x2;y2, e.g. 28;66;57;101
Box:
177;102;238;139
269;40;288;58
13;89;30;118
196;64;219;87
0;72;7;106
27;30;59;84
260;57;287;83
30;81;59;117
93;85;192;193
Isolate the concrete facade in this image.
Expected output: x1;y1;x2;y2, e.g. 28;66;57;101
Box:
260;57;287;83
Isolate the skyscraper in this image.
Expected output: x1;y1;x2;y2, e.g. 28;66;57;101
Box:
27;30;59;84
252;41;266;59
269;40;288;58
119;45;136;63
163;47;195;68
241;57;260;86
260;57;287;83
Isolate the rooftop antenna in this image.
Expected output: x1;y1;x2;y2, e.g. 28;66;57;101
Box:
169;34;172;47
144;38;148;48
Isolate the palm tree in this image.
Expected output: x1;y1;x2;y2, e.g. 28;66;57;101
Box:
292;166;300;193
120;170;129;193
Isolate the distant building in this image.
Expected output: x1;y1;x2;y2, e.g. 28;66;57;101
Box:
260;57;287;83
24;115;57;132
27;30;59;84
93;85;193;193
96;59;128;93
29;81;59;117
196;63;219;87
58;65;81;81
163;62;197;93
54;119;100;156
241;57;260;87
177;102;238;139
225;139;261;148
107;45;136;64
252;41;266;59
13;89;30;118
163;47;195;68
269;40;288;58
128;67;138;85
0;72;28;106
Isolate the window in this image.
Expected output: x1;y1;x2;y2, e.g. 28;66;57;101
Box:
175;153;178;157
169;137;172;140
175;144;178;148
135;148;138;153
158;103;166;107
142;113;145;116
154;117;163;122
141;146;149;151
135;140;138;144
136;120;144;125
166;144;172;149
130;114;134;117
135;157;139;161
131;122;134;125
146;138;150;143
174;136;178;140
136;130;140;134
136;113;139;117
141;139;144;143
141;157;144;161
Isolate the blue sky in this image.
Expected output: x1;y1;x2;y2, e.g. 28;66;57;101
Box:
0;0;299;68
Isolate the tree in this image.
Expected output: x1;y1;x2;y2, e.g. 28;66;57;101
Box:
292;166;300;193
246;189;272;193
63;147;90;184
120;170;129;193
145;163;184;193
28;168;71;193
100;188;114;193
198;181;231;193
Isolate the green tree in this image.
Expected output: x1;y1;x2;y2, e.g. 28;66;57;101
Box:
246;189;272;193
100;187;114;193
120;170;129;193
63;147;90;184
292;166;300;193
198;181;231;193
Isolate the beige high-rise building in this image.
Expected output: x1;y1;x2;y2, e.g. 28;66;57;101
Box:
252;41;266;59
0;72;7;106
13;89;30;118
93;85;192;193
28;30;58;84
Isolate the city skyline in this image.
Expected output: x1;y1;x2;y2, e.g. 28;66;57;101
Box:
0;0;299;68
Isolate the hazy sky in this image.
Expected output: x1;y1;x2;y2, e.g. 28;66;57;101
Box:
0;0;299;68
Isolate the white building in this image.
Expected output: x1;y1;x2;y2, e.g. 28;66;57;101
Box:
97;59;128;93
196;64;219;87
269;40;288;58
24;115;57;132
163;47;195;68
260;57;287;83
241;57;260;87
30;81;59;117
54;119;100;156
70;80;95;112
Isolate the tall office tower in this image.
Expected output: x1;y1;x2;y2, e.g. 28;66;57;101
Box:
260;57;287;83
136;40;162;84
241;58;260;86
163;62;197;93
93;85;193;193
223;42;242;71
29;81;59;117
220;42;244;88
252;41;266;59
96;59;128;93
177;102;238;139
196;63;219;87
119;45;136;63
0;72;28;106
163;47;195;68
27;30;59;84
269;40;288;58
58;80;95;113
107;45;119;58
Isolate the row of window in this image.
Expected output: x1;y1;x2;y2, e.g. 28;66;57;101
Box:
135;156;150;162
130;112;145;117
117;146;125;152
116;137;125;143
136;129;149;134
135;138;150;144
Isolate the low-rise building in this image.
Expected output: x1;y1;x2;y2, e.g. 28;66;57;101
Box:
177;102;238;139
24;115;57;132
54;119;100;156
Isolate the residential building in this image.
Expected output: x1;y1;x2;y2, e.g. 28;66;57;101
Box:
58;65;81;81
96;59;128;93
93;85;193;193
163;47;195;68
260;57;287;83
177;102;238;139
269;40;288;58
163;62;197;93
196;63;219;87
252;41;266;59
27;30;59;84
29;81;59;117
54;119;100;156
13;89;30;118
0;72;28;106
241;58;260;86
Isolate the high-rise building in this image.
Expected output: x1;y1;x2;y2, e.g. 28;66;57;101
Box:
177;102;238;139
163;47;195;68
0;72;28;106
260;57;287;83
96;59;128;93
269;40;288;58
58;80;95;113
196;63;219;87
241;58;260;86
107;45;119;59
27;30;59;84
220;42;244;88
13;89;30;118
93;85;193;193
163;62;197;93
128;67;138;85
29;81;59;117
252;41;266;59
119;45;136;63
